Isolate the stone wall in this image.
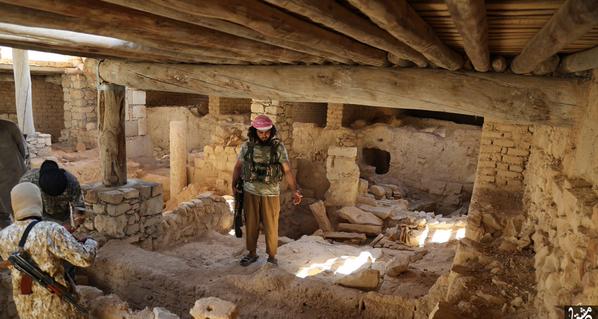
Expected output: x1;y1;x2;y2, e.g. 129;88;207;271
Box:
524;72;598;319
154;192;233;250
326;103;343;129
288;102;327;127
60;69;98;148
476;121;533;191
26;132;52;158
220;97;251;115
190;145;240;194
0;76;64;141
250;99;293;154
81;180;164;250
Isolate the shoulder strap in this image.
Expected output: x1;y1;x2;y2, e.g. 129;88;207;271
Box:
18;220;40;249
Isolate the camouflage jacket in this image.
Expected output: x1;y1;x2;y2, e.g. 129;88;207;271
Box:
0;220;97;319
20;169;84;223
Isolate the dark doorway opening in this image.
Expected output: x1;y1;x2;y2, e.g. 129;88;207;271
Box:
363;148;391;174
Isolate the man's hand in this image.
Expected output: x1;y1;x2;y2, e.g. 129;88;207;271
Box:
292;190;303;205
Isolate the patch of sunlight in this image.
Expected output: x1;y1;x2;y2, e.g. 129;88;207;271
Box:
295;251;377;278
228;229;236;236
295;257;337;279
335;251;376;275
1;46;72;62
455;228;466;240
223;196;235;213
418;225;430;247
430;229;453;243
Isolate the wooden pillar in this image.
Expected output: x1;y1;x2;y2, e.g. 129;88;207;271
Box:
98;83;127;187
11;48;35;135
169;120;187;196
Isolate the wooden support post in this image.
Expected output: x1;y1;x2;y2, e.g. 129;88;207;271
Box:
445;0;490;72
11;48;35;135
169;120;187;197
98;83;127;187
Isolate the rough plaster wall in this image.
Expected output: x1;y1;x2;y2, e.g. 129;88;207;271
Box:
0;76;64;141
293;119;480;206
524;72;598;319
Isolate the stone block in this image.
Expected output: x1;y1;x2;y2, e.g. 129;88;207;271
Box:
121;188;140;199
154;307;179;319
479;145;502;154
502;155;525;165
336;269;379;291
337;206;382;225
85;122;97;131
358;179;368;195
250;103;264;113
99;190;124;204
509;165;524;173
125;120;139;137
125;223;140;236
138;185;152;200
131;104;146;119
369;185;386;199
507;148;530;157
130;90;146;105
138;119;147;136
106;203;130;217
95;214;127;238
327;146;357;158
144;196;164;216
93;203;106;215
152;184;163;197
190;297;239;319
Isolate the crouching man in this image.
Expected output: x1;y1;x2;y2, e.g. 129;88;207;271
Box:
0;182;97;319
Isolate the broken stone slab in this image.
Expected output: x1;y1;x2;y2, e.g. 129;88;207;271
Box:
357;204;393;219
98;190;124;205
369;185;386;199
358;178;368;195
356;195;378;206
337;223;382;236
337;206;382;226
324;231;366;244
154;307;180;319
336;269;380;291
385;255;410;277
309;200;334;232
190;297;239;319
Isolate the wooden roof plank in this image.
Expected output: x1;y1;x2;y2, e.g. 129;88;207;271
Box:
446;0;490;71
348;0;464;70
510;0;598;73
0;0;324;64
262;0;428;66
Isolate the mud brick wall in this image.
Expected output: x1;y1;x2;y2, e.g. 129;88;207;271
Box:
476;121;533;192
286;102;327;127
219;97;251;115
0;76;64;141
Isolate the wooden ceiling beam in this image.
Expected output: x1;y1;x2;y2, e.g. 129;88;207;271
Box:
445;0;490;72
559;46;598;73
97;60;585;126
0;23;248;65
100;0;387;66
511;0;598;74
262;0;427;67
347;0;464;70
101;0;352;64
0;1;322;64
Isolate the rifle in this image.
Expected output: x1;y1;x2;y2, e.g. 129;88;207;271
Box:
233;179;244;238
8;251;87;314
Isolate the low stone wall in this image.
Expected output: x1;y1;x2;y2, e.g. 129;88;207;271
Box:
81;179;164;250
154;192;233;250
25;132;52;158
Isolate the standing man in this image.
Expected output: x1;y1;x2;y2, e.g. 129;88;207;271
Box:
232;115;302;266
0;119;28;228
0;182;97;319
20;160;84;225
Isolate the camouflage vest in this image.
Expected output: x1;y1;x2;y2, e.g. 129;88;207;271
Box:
242;139;284;185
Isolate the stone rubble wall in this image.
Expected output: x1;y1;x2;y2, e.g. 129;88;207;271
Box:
524;71;598;319
250;99;293;156
476;121;534;192
81;179;164;250
0;75;64;141
25;132;52;159
154;193;233;250
209;96;251;116
60;65;98;148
